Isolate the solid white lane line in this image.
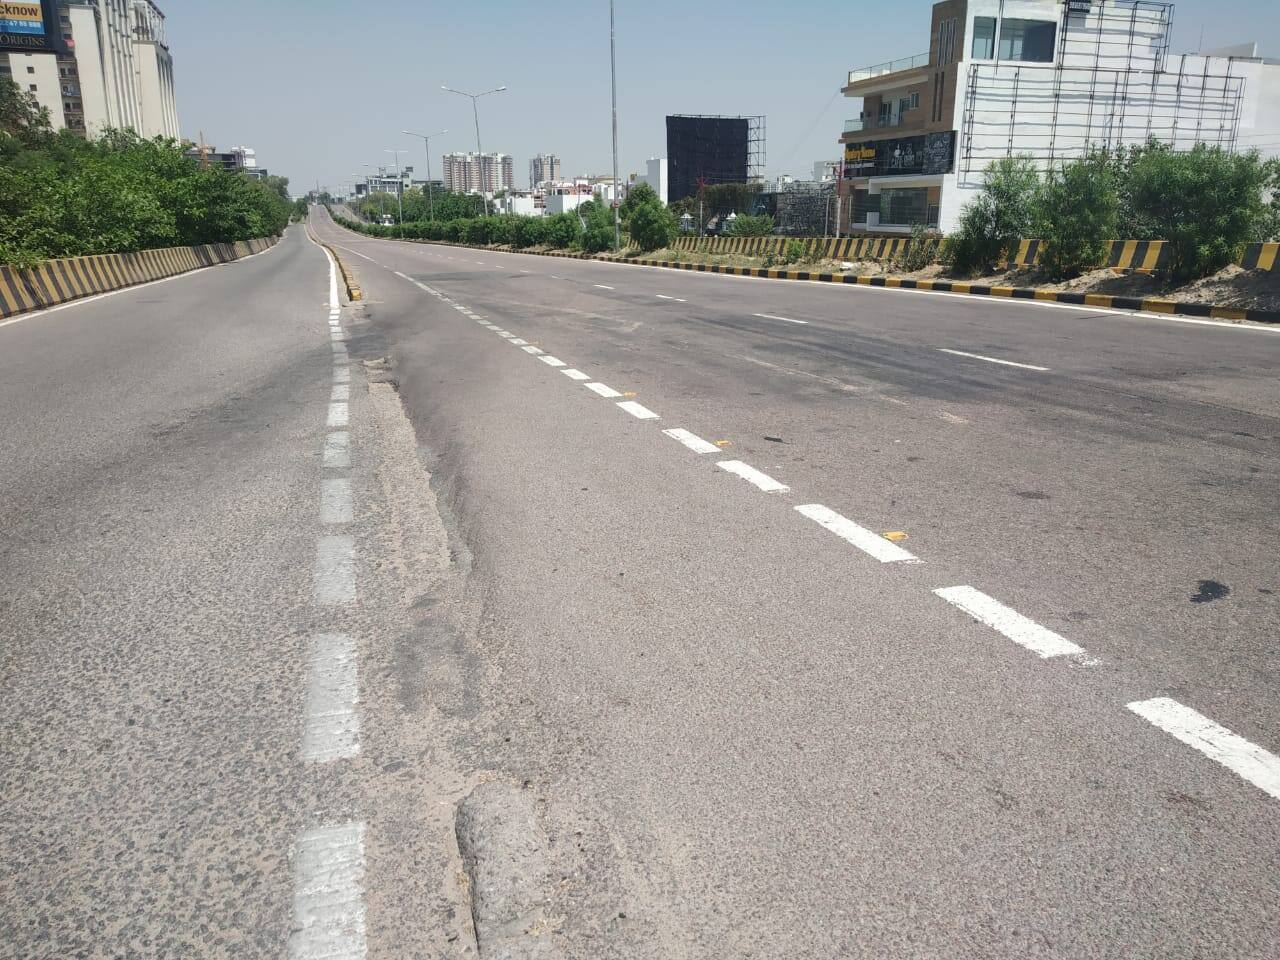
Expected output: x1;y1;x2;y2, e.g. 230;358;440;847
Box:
315;535;356;605
754;312;808;325
323;432;351;469
320;478;353;524
933;585;1083;658
327;402;349;428
333;367;351;383
594;284;614;290
331;384;349;401
617;400;659;420
539;355;567;367
938;348;1050;372
521;345;544;355
509;338;528;345
662;428;720;454
585;382;622;398
288;821;367;960
1127;697;1280;801
562;369;591;381
794;503;919;564
301;633;360;762
717;460;789;493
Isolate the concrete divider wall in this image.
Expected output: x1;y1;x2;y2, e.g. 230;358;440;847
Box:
0;236;279;319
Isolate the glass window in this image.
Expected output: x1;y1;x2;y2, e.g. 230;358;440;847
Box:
972;16;996;59
998;18;1056;62
880;188;930;226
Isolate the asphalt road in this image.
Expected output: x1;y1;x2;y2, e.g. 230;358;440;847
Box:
308;205;1280;958
3;208;1277;959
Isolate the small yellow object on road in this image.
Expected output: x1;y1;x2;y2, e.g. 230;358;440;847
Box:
714;439;732;447
883;531;908;542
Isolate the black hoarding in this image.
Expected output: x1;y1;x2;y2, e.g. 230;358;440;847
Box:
843;131;955;179
666;115;749;203
0;0;65;54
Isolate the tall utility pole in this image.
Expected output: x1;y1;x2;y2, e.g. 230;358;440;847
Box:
385;148;405;226
609;0;621;251
402;128;447;219
441;84;507;193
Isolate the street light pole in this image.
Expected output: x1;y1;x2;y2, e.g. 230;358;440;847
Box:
385;148;405;226
441;84;507;193
609;0;621;251
403;128;447;219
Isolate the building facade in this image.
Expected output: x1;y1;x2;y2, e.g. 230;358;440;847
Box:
1;0;178;138
838;0;1280;234
634;157;668;203
528;153;561;188
442;151;514;194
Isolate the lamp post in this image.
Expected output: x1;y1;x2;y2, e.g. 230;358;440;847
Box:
384;148;405;226
441;84;507;195
402;128;447;219
609;0;621;251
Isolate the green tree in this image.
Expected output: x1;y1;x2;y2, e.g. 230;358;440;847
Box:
1036;151;1119;279
578;198;616;253
628;199;677;251
946;155;1040;275
619;182;656;222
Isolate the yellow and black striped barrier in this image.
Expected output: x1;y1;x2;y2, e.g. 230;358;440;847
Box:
0;237;278;320
1240;242;1279;271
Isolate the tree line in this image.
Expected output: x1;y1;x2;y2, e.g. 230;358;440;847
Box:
0;79;294;266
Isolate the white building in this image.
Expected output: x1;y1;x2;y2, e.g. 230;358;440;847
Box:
442;151;514;194
494;192;539;216
528;153;561;188
1;0;178;138
543;192;593;216
634;157;668;203
838;0;1280;234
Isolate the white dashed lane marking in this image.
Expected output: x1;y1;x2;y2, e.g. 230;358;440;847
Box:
1127;698;1280;801
509;338;528;345
933;585;1084;659
331;384;349;401
655;294;687;302
717;460;789;493
288;822;367;960
300;633;360;763
662;428;720;454
562;369;591;381
594;284;614;290
938;348;1050;372
320;478;353;524
323;432;350;469
521;345;544;355
617;400;659;420
327;402;349;428
539;355;567;367
585;382;623;398
754;313;808;325
314;535;356;605
794;503;919;564
333;367;350;383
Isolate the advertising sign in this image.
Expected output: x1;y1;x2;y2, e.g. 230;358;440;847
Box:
844;131;955;179
0;0;63;54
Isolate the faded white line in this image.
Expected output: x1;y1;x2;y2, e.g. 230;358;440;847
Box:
938;348;1050;372
933;585;1083;658
521;345;544;355
333;367;350;383
320;478;353;524
754;312;808;325
717;460;789;493
327;402;349;428
594;284;615;290
585;382;622;398
331;384;349;401
315;535;356;605
562;369;591;381
539;355;567;367
794;503;919;563
496;330;513;338
1127;697;1280;801
288;821;366;960
662;428;720;454
655;294;687;302
509;338;528;345
617;400;659;420
323;432;351;469
393;270;409;279
301;633;360;762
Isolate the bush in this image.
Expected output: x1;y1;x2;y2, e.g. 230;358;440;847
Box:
894;224;937;272
1125;142;1277;280
628;200;677;252
782;239;805;264
619;182;656;223
725;213;774;237
511;215;549;248
443;219;467;242
545;213;582;249
1036;151;1119;279
947;156;1040;275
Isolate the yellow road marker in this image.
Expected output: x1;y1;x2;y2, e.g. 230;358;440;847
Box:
883;531;908;542
714;439;732;447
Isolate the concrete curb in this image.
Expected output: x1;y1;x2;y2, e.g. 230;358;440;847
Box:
0;236;280;320
329;224;1280;325
311;234;362;301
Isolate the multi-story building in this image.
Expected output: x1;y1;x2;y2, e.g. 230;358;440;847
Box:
634;157;668;203
838;0;1280;234
442;151;514;194
2;0;178;138
528;153;561;188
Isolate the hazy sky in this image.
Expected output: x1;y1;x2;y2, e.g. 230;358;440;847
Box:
170;0;1280;196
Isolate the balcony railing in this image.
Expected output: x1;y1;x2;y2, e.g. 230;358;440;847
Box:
846;52;930;85
843;113;916;133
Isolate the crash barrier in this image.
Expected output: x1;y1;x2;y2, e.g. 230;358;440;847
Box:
0;236;279;319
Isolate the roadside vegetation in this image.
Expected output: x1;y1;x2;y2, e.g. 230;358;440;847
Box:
0;79;293;266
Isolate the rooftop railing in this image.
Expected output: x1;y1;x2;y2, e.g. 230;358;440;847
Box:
846;52;931;85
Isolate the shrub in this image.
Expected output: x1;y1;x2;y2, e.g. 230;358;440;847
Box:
782;239;805;264
628;200;677;252
443;218;467;242
725;213;774;237
1125;142;1276;280
545;213;582;249
619;182;657;223
894;224;938;272
1036;151;1119;279
511;215;549;248
947;156;1040;275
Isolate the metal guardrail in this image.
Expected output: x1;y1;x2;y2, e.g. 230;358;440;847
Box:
847;53;930;85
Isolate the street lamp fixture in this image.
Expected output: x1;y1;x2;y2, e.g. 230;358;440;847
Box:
402;128;447;219
441;84;507;192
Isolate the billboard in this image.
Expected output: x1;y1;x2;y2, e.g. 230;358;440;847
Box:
843;131;955;179
0;0;63;54
666;115;750;203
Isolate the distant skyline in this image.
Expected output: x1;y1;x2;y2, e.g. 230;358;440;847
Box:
170;0;1280;196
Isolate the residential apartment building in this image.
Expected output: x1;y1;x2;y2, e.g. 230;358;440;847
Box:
838;0;1280;234
442;151;514;194
528;153;561;188
2;0;178;138
634;157;668;203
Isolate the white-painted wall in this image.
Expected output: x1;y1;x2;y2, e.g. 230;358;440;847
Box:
6;52;65;129
635;157;667;204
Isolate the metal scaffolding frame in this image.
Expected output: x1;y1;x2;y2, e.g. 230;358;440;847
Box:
665;114;767;201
